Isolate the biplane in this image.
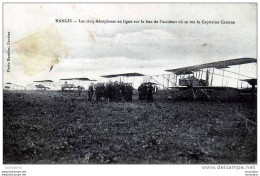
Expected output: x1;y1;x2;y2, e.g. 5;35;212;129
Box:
164;57;257;101
4;82;12;89
101;72;145;87
35;84;50;90
4;82;26;90
33;80;52;90
60;77;96;91
60;78;77;91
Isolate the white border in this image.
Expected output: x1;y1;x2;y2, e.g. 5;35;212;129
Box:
1;1;258;176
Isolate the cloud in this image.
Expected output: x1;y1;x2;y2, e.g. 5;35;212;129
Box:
4;3;257;87
114;29;175;41
65;22;256;63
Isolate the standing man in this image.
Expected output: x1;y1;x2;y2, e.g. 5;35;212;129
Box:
120;83;126;102
114;81;122;102
138;83;146;102
125;83;133;102
77;86;83;96
95;84;101;101
88;83;94;101
105;83;113;102
146;83;153;102
100;83;106;101
138;84;143;101
111;82;116;102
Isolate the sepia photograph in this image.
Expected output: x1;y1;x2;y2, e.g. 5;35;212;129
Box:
2;2;257;168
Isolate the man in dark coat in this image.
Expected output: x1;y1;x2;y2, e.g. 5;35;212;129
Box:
88;83;94;101
95;84;100;101
146;83;153;102
99;83;106;101
138;83;147;102
114;82;122;102
120;83;126;102
105;83;113;102
138;84;143;101
77;86;83;96
129;84;134;101
125;83;133;102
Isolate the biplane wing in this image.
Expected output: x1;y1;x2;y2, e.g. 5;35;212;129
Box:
41;80;53;82
165;57;257;75
72;78;90;81
60;78;73;81
101;72;145;78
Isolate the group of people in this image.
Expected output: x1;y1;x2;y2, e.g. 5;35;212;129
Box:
138;83;156;102
88;82;134;102
81;82;156;102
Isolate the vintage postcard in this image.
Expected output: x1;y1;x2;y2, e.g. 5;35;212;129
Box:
2;2;257;174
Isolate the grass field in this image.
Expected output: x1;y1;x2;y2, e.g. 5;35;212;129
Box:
3;90;257;164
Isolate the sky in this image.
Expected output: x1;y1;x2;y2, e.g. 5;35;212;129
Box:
3;3;257;89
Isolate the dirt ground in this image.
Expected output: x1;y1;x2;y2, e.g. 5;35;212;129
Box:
3;90;257;164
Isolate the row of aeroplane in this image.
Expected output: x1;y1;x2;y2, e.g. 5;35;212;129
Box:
4;58;257;99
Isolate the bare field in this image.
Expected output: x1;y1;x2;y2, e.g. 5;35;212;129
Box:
3;90;257;164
